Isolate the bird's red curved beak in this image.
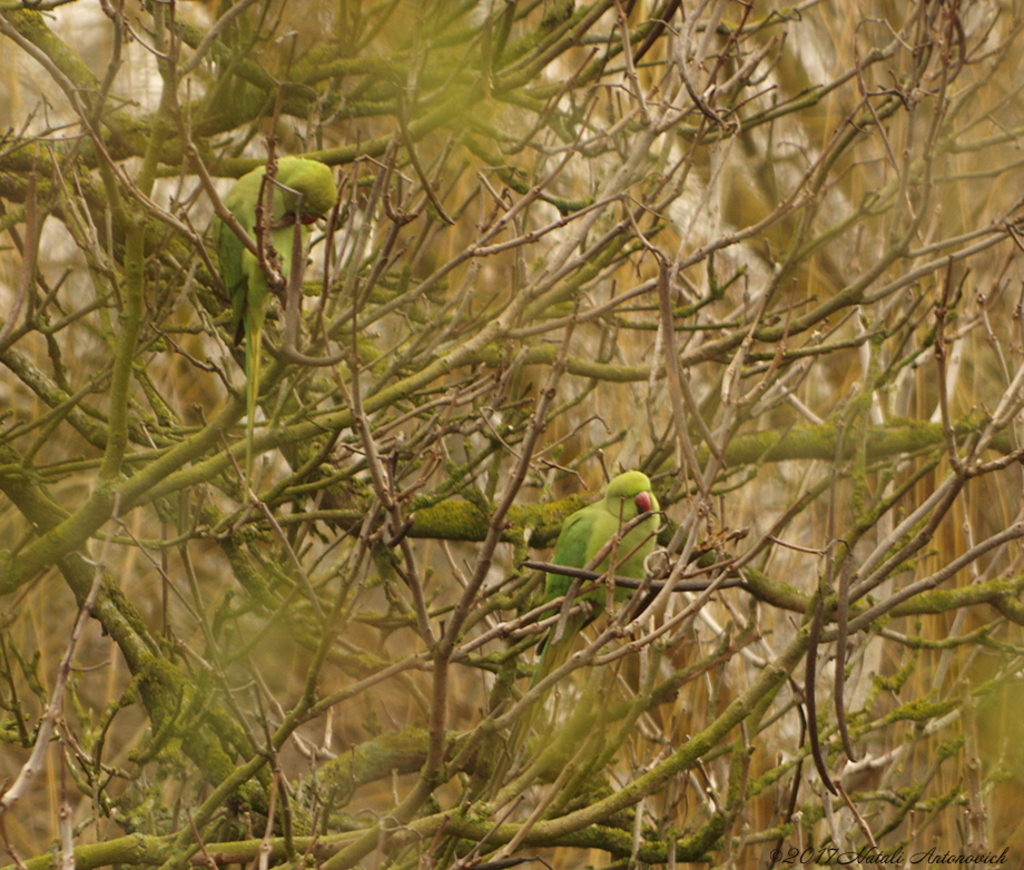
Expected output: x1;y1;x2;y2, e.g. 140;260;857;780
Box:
635;492;652;513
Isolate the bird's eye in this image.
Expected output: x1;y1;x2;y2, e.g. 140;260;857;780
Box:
635;492;652;513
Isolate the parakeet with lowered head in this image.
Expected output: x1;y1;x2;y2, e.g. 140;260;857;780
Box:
213;156;337;481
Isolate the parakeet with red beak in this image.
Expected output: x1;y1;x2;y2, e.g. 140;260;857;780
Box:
494;471;660;788
535;470;661;682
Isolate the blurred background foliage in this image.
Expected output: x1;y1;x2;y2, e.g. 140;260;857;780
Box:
2;0;1024;867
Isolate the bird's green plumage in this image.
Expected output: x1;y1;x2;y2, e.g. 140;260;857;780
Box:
213;157;338;481
543;470;660;606
537;470;660;676
505;471;660;776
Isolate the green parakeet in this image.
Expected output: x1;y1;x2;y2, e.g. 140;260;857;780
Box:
536;469;661;681
505;471;660;776
213;156;338;480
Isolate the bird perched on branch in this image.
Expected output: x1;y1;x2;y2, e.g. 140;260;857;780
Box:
534;469;661;684
213;156;337;481
503;471;660;779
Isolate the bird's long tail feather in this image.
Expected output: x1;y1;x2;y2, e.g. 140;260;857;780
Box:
245;322;261;486
504;616;582;779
